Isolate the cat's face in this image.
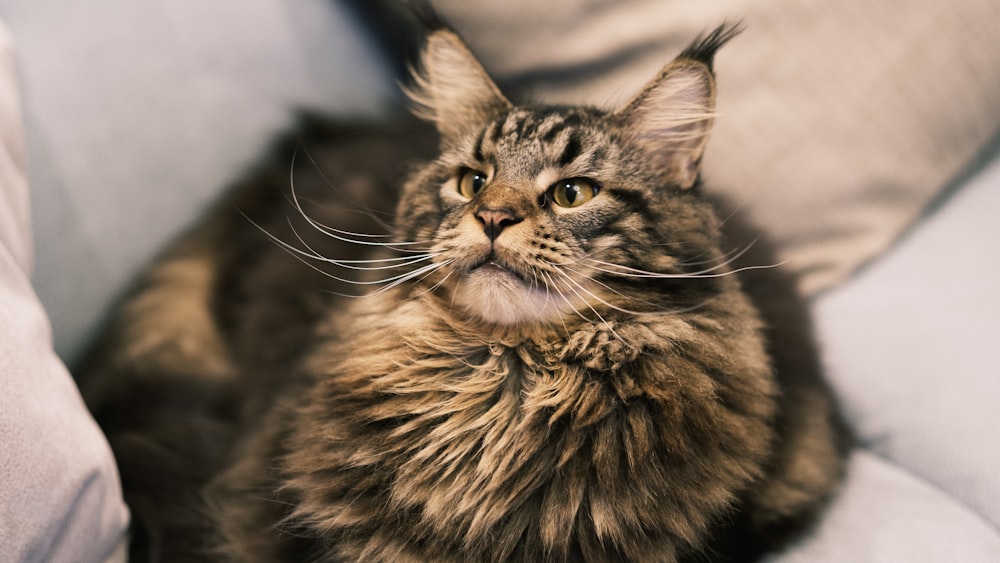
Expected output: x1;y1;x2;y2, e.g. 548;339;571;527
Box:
411;107;633;325
395;29;736;326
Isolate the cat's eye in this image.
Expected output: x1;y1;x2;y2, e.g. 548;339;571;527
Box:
458;169;488;199
550;178;600;208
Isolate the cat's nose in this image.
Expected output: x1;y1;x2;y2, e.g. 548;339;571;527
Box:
475;207;522;241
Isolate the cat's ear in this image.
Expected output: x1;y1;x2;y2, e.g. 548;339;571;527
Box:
617;24;741;189
406;30;512;143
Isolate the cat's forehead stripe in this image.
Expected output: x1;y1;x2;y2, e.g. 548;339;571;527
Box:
500;111;531;138
488;117;505;143
538;115;568;142
470;109;612;174
472;127;487;163
557;133;582;168
487;110;578;145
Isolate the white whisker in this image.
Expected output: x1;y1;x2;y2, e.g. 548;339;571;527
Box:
545;273;593;324
560;264;660;315
678;235;760;268
246;214;438;273
560;263;725;317
548;269;625;343
552;267;646;318
276;190;398;238
371;259;453;296
285;219;438;272
586;233;768;279
358;260;451;288
287;149;431;253
245;213;449;290
294;143;396;225
584;257;787;279
540;272;570;335
405;264;455;300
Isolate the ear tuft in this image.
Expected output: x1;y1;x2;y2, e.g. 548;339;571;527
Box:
404;30;511;143
678;22;744;71
618;24;741;189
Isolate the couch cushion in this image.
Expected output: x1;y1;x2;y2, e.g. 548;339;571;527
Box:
769;450;1000;562
815;146;1000;528
0;19;128;562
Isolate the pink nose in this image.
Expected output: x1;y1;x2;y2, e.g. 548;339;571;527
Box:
475;207;522;241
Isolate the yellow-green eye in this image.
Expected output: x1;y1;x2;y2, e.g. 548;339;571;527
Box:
551;178;599;208
458;169;488;199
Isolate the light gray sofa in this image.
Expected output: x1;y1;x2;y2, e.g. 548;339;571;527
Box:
1;1;997;561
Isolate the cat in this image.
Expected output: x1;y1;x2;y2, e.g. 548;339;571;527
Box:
80;22;848;563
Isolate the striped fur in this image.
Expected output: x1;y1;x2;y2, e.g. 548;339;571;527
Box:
82;24;847;562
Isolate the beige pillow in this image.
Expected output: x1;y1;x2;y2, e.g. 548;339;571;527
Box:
434;0;1000;295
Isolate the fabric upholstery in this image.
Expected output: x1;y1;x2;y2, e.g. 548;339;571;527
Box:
0;19;128;563
814;150;1000;532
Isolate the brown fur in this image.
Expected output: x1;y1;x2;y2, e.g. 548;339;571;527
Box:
80;25;847;562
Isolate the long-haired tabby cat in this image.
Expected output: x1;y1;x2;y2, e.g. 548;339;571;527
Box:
80;22;848;563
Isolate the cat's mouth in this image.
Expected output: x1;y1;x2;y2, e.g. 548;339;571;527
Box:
455;254;563;325
469;258;529;285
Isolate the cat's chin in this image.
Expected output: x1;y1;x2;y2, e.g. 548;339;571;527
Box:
452;264;567;325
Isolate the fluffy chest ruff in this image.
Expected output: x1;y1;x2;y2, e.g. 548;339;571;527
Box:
274;296;777;562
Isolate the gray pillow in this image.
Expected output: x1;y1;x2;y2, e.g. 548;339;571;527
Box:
0;19;128;563
769;451;1000;561
815;150;1000;531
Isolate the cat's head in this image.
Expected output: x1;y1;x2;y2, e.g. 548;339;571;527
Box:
395;25;740;326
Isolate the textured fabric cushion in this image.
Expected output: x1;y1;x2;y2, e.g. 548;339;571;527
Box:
433;0;1000;296
0;20;129;563
763;148;1000;561
814;149;1000;533
0;0;400;364
768;451;1000;562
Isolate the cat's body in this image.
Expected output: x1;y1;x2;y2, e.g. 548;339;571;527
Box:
81;25;847;562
